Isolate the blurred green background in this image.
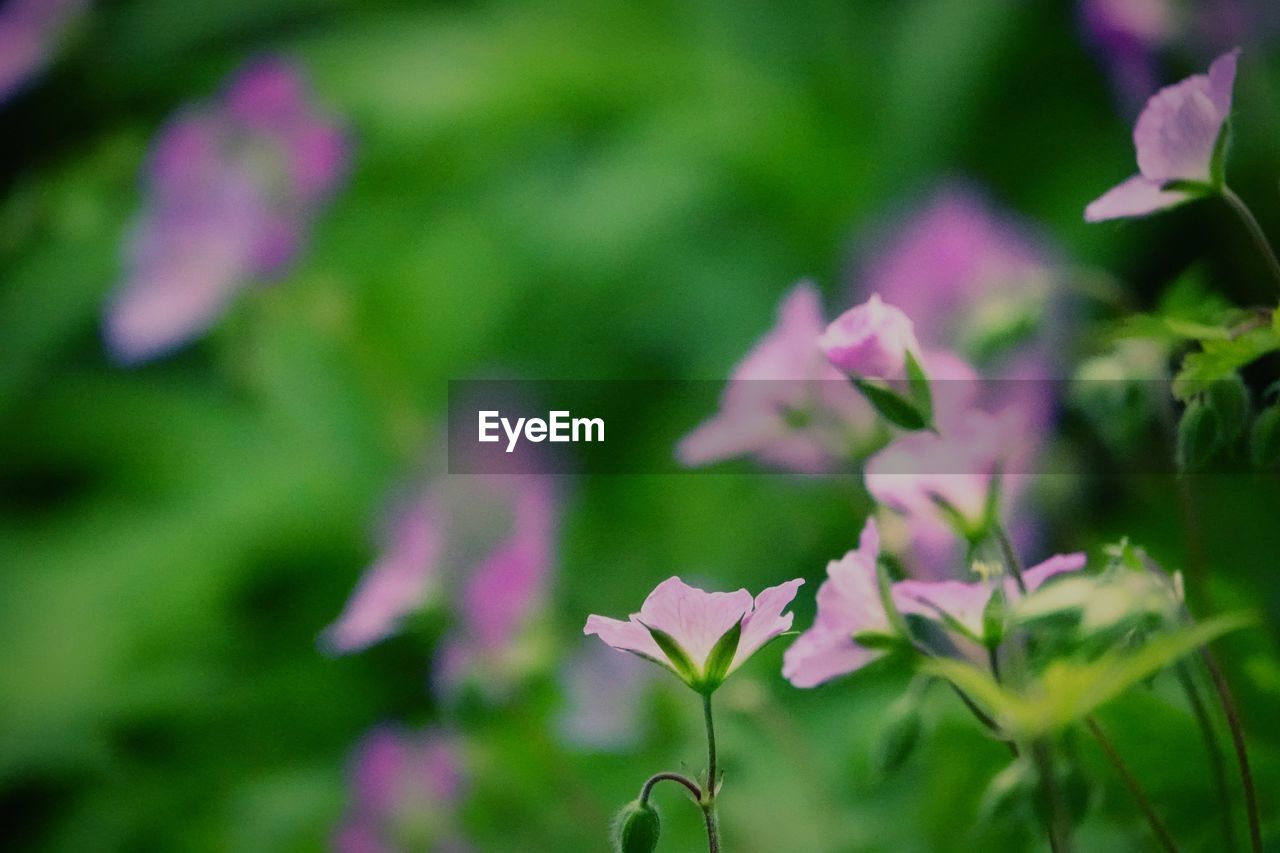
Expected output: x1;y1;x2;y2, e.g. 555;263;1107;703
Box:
2;0;1279;850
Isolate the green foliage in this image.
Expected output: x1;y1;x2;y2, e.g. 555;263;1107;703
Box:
1250;403;1280;470
1172;326;1280;401
922;615;1251;740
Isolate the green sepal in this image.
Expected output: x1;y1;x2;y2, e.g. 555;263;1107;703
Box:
700;619;742;692
982;586;1007;648
853;378;930;431
852;630;903;650
905;350;933;425
643;624;701;688
1209;117;1231;190
875;556;910;639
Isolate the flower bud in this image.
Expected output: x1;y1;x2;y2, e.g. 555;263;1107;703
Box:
819;294;920;379
612;800;660;853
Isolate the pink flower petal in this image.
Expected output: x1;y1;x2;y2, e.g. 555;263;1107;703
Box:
818;293;920;378
1085;174;1194;222
1132;48;1239;184
1016;552;1087;593
732;578;804;672
636;577;753;667
582;614;665;664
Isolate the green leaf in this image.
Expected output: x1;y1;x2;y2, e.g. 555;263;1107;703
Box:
1207;375;1251;443
643;624;701;688
1172;326;1280;401
853;379;929;431
923;614;1252;739
700;619;742;691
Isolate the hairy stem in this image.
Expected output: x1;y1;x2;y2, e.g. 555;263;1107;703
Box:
1222;187;1280;291
639;772;701;805
702;692;722;853
1200;647;1263;853
1175;662;1235;853
1083;717;1180;853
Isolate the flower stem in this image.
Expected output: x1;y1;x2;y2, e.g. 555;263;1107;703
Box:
1031;740;1072;853
1221;187;1280;292
1083;716;1180;853
992;522;1027;594
1175;662;1235;853
639;772;701;805
1200;647;1263;853
701;692;722;853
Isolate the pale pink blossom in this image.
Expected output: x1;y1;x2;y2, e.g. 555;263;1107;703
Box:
556;639;654;751
819;294;920;379
895;552;1087;640
783;519;894;688
106;58;350;362
865;406;1032;537
585;576;804;691
1086;49;1240;222
678;281;873;473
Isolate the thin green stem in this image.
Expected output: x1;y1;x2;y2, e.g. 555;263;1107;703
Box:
1175;663;1236;853
1200;647;1263;853
639;772;701;805
1083;716;1180;853
993;522;1027;593
1222;187;1280;291
1031;740;1072;853
701;692;722;853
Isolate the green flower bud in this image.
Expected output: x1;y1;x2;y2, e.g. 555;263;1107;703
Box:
1207;375;1250;443
1250;403;1280;470
1177;397;1219;472
613;800;661;853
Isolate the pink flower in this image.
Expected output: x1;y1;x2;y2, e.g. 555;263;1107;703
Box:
783;519;894;688
105;57;350;363
584;576;804;692
678;281;872;473
335;725;471;852
1085;49;1240;222
865;407;1032;538
556;639;654;752
819;294;921;379
895;552;1086;641
1079;0;1176;112
323;474;559;699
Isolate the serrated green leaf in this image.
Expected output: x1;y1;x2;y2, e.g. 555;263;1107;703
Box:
1172;326;1280;401
643;624;701;688
700;619;742;691
854;379;929;431
923;614;1252;739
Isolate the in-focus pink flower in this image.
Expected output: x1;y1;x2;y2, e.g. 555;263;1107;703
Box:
1086;49;1240;222
783;519;896;688
335;725;470;853
895;552;1086;641
585;576;804;692
678;281;873;473
819;294;921;379
105;57;350;363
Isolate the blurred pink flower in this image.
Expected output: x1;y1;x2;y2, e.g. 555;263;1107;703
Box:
323;474;559;698
819;294;920;378
895;552;1086;641
105;57;350;363
335;725;470;853
585;576;804;691
678;281;873;473
865;406;1032;538
556;638;654;752
783;518;893;688
1085;49;1240;221
0;0;88;104
1079;0;1176;111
